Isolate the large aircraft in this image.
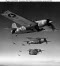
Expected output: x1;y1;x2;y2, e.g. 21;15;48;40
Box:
28;49;44;55
1;10;56;35
24;37;51;44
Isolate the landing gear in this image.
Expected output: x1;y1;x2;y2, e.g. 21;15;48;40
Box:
11;28;16;34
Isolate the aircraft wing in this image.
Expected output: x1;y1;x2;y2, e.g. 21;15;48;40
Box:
1;10;36;27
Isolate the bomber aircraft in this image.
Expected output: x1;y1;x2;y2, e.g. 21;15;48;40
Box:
24;37;51;44
28;49;44;55
1;10;57;36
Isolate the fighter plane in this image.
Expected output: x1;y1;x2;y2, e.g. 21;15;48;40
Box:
1;10;57;35
28;49;44;55
24;37;51;44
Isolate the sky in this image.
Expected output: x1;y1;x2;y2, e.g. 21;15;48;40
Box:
0;2;60;66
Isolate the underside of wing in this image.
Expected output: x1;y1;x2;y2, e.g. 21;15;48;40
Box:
1;10;36;27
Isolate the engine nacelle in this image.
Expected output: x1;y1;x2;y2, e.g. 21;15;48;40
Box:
35;19;53;28
35;19;47;27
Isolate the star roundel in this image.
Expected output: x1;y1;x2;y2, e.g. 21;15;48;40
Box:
8;13;16;18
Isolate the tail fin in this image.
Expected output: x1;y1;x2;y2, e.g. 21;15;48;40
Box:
12;23;18;28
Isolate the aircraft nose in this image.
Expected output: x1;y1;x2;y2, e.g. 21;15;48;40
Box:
46;19;53;23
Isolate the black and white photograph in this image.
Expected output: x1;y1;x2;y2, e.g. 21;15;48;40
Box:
0;2;60;66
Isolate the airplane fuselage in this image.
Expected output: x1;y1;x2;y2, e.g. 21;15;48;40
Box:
27;39;46;44
1;10;56;35
11;28;36;34
11;24;45;34
11;19;53;34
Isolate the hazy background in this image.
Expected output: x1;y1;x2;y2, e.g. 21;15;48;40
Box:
0;2;60;65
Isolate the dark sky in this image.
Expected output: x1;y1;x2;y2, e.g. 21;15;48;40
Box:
0;2;60;28
0;2;60;65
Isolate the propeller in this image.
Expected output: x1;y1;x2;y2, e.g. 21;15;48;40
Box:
46;41;51;44
38;49;45;53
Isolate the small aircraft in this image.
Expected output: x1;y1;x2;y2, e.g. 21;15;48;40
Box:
18;54;20;56
19;50;22;52
24;37;51;44
1;10;57;36
13;42;16;45
18;50;22;56
22;43;25;46
28;49;44;55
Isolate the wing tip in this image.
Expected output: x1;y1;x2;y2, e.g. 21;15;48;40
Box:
1;10;11;15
